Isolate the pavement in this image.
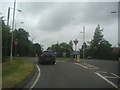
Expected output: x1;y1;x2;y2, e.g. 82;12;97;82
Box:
17;57;119;89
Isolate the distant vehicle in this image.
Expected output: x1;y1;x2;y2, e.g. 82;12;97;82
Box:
38;51;56;65
87;56;92;59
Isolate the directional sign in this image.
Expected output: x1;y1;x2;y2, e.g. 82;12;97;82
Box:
73;39;79;45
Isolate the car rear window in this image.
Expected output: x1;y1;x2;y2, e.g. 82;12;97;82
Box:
42;51;53;55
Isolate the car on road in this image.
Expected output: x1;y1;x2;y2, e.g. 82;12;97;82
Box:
87;56;92;59
38;50;56;65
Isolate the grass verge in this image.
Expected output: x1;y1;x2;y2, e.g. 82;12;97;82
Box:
2;58;35;88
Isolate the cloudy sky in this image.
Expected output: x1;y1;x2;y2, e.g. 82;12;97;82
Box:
1;0;119;50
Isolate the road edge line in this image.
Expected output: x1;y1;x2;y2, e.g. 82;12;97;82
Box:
30;64;41;89
95;72;118;89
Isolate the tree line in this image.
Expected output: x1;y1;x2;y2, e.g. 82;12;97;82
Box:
2;19;42;59
47;25;118;60
2;17;118;60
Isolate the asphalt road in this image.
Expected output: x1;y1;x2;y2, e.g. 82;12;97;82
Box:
17;57;119;88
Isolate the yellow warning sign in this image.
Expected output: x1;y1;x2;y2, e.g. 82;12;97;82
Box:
77;55;80;62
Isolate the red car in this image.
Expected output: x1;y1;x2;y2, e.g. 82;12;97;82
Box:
38;51;56;65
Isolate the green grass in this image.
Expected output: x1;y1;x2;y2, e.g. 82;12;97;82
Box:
2;58;35;88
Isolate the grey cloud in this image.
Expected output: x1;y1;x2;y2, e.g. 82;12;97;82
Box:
18;2;56;17
35;2;117;32
37;3;80;32
18;2;118;32
16;2;118;49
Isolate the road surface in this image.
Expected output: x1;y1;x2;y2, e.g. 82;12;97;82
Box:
17;57;119;89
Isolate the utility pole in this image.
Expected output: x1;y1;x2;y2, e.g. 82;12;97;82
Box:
80;26;85;60
7;7;10;26
10;0;16;62
83;26;85;60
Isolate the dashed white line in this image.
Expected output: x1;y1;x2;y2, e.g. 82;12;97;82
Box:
89;67;99;70
95;72;118;89
75;63;99;70
111;73;120;78
74;63;87;69
96;71;107;73
30;64;41;89
104;76;118;79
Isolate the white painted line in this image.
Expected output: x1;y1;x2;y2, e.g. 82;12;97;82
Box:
104;76;118;79
96;71;107;73
30;64;41;89
83;63;99;69
111;73;120;78
89;67;99;70
95;72;118;89
75;63;87;69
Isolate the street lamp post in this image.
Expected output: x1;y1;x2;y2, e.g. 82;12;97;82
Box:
10;0;22;62
7;6;21;57
7;7;21;26
10;0;16;62
80;26;85;60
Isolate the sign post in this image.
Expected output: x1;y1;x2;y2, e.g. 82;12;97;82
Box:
73;39;79;60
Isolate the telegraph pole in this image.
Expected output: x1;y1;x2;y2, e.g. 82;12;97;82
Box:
80;26;85;60
83;26;85;60
10;0;16;62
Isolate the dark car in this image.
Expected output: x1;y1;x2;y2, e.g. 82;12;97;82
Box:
38;51;56;65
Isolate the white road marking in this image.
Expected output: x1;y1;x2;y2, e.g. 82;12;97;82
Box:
95;72;118;89
89;67;99;69
83;63;99;69
30;64;41;89
75;63;87;69
75;63;99;70
96;71;107;73
111;73;120;78
104;76;118;79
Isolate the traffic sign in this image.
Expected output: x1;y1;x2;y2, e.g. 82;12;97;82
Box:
73;39;79;45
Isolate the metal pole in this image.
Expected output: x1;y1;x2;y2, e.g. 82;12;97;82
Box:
7;7;10;26
76;45;77;59
5;7;10;56
10;0;16;62
83;26;85;60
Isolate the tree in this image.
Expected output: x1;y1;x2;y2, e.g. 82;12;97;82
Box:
88;24;103;58
2;18;43;61
13;28;30;56
33;43;42;56
47;41;73;57
87;24;114;59
2;19;11;56
69;40;73;52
